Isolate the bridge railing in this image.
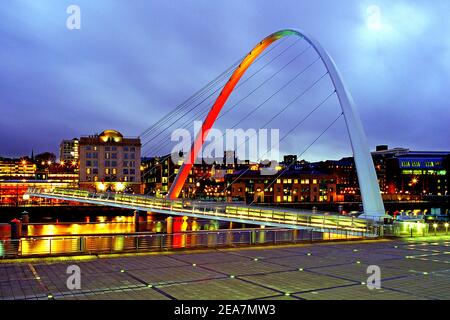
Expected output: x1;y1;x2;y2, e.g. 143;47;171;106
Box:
26;188;375;234
1;227;371;259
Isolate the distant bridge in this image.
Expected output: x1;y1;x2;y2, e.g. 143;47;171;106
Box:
27;188;379;237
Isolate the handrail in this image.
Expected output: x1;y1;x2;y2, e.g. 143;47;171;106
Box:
1;227;374;259
25;188;377;235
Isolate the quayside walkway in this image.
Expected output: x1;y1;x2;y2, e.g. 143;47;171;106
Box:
1;237;450;300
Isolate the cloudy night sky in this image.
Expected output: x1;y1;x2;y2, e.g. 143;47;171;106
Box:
0;0;449;162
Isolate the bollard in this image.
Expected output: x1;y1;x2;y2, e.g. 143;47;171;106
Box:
21;211;29;235
10;218;22;239
133;210;140;232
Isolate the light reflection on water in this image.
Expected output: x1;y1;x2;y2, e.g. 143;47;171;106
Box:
0;214;234;239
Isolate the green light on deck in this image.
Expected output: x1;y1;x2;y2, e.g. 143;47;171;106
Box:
147;284;153;288
306;253;312;256
230;275;235;278
356;261;361;264
353;249;358;252
423;272;429;275
285;292;291;296
47;294;53;299
120;269;125;273
254;258;259;261
298;268;303;271
192;263;197;267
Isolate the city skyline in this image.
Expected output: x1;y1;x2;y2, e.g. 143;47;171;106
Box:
1;0;450;159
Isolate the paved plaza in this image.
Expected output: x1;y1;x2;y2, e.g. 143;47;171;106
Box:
1;236;450;300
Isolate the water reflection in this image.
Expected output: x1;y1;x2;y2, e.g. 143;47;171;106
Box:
4;214;236;238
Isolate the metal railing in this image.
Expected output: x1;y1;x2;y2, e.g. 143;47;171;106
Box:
26;188;377;235
0;227;373;259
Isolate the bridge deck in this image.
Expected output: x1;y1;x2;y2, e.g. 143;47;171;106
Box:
26;188;378;237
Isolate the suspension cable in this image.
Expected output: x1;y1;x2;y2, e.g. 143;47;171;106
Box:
141;38;305;157
248;112;343;206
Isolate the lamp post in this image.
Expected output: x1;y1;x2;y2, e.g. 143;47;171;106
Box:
433;223;438;236
445;222;449;235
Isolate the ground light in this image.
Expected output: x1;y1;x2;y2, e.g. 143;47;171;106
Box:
433;223;438;236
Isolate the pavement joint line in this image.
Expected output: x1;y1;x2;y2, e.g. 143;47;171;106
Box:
50;285;151;300
257;253;358;270
301;268;362;285
217;247;328;261
118;271;177;300
195;262;300;279
27;263;53;299
255;293;304;300
232;276;287;296
177;257;291;297
291;282;362;296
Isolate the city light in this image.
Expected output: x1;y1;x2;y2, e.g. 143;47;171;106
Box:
116;182;125;192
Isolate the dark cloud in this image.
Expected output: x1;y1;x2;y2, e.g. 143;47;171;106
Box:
0;0;449;159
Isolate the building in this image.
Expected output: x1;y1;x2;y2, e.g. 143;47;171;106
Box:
0;157;36;180
0;157;78;206
372;146;449;199
59;138;79;163
79;130;142;193
224;167;337;204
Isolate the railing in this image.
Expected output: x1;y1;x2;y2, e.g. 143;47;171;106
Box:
0;228;373;259
26;188;377;235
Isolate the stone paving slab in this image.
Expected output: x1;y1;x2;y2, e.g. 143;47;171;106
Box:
170;251;250;265
0;264;34;282
220;248;305;259
129;265;225;286
380;257;450;273
158;278;278;300
263;254;352;269
295;284;423;300
57;287;170;300
241;270;355;294
0;279;48;300
2;237;450;300
37;269;144;295
104;255;190;271
201;260;293;276
310;262;408;282
382;273;450;299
